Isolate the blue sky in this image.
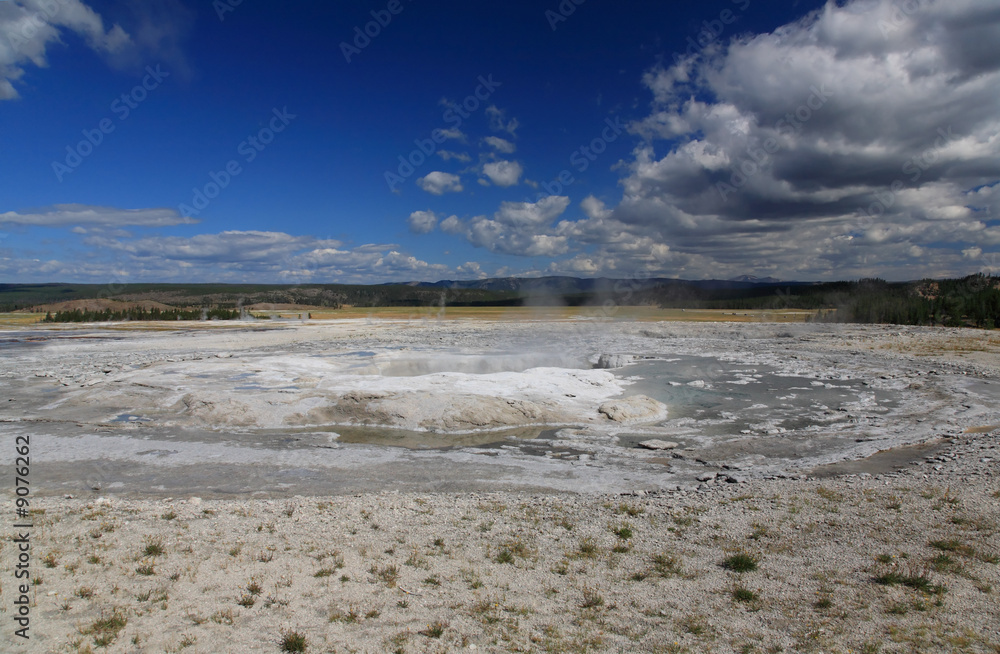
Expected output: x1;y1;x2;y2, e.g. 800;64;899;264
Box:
1;0;998;283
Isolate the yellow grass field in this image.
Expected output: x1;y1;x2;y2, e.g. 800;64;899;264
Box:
0;312;48;327
284;306;820;323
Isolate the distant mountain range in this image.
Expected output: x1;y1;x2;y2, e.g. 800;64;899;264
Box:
728;275;785;284
391;275;806;293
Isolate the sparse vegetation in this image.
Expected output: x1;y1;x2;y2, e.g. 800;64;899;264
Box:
652;552;682;577
211;609;236;625
494;548;515;565
494;538;532;564
142;538;166;557
928;538;976;557
82;610;128;647
419;620;448;638
680;615;708;636
328;607;360;624
722;552;759;573
405;550;429;569
370;564;400;587
610;522;633;540
931;553;960;573
279;629;308;652
617;502;644;517
873;565;946;595
816;486;843;502
575;537;600;559
732;584;759;603
580;586;604;608
12;444;1000;653
814;595;833;609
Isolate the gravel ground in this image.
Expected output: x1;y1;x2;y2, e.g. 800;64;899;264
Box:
2;432;997;653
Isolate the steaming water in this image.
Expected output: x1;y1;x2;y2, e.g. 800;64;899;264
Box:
269;352;904;459
324;349;589;376
619;355;900;440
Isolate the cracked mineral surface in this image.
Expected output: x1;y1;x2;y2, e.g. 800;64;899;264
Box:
1;319;996;497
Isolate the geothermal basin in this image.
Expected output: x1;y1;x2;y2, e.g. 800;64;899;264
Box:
1;319;996;497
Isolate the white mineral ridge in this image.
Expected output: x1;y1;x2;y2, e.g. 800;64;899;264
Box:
64;352;627;431
302;366;626;431
598;395;668;424
595;353;635;369
638;439;680;450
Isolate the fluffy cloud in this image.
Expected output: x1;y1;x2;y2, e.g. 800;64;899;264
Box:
580;196;612;221
438;150;471;163
456;261;487;279
437;128;465;142
434;0;1000;279
592;0;1000;280
482;160;523;187
407;210;439;234
0;204;197;228
285;244;450;283
436;0;996;279
486;105;519;136
0;0;196;100
90;230;327;263
437;0;1000;281
417;171;463;195
5;229;454;283
0;0;132;99
483;136;516;154
442;196;571;257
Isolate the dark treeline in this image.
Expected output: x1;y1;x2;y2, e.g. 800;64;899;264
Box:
0;283;517;312
817;276;1000;328
623;275;996;328
8;275;1000;328
654;275;997;328
42;308;242;323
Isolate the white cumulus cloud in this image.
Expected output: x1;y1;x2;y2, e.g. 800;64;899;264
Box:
417;172;463;196
442;196;571;257
0;0;132;99
438;150;471;163
407;210;439;234
545;0;1000;280
482;160;523;187
483;136;516;154
0;204;197;228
